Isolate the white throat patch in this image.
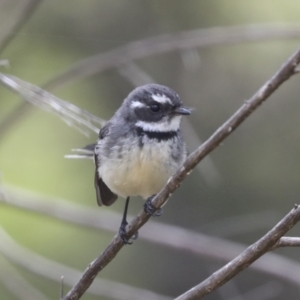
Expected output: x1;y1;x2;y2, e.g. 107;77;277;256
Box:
136;116;181;132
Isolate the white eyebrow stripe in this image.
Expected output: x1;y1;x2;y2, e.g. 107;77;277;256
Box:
130;101;146;108
136;116;181;132
151;94;172;104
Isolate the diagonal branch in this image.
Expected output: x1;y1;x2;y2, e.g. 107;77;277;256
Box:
175;205;300;300
62;47;300;300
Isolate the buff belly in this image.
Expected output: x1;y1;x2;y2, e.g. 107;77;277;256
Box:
99;141;178;199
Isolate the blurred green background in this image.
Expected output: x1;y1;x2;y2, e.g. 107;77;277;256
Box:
1;1;300;299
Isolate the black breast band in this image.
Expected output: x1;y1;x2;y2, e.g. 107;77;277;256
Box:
136;126;178;141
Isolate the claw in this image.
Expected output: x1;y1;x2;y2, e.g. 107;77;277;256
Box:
144;196;163;217
119;221;131;244
119;221;138;245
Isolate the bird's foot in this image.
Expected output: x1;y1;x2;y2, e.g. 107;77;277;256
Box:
119;220;139;245
144;196;163;217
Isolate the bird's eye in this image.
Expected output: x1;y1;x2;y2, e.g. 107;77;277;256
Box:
150;104;160;112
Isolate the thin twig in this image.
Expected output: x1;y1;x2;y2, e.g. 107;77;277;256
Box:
44;23;300;91
175;205;300;300
61;47;300;300
272;236;300;248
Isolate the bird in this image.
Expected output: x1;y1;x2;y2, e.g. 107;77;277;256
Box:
69;84;191;244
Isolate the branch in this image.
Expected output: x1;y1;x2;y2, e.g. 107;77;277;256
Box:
2;185;300;287
272;236;300;248
61;47;300;300
44;23;300;91
175;205;300;300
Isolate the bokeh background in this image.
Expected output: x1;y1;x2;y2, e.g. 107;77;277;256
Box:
0;1;300;299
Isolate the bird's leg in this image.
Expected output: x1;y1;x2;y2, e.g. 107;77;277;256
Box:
119;197;139;244
144;195;163;217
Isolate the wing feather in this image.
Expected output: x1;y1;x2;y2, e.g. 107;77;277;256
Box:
94;124;118;206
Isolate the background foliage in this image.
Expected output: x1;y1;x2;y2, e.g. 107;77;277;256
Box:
0;1;300;299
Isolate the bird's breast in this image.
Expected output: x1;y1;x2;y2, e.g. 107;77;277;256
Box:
98;139;182;199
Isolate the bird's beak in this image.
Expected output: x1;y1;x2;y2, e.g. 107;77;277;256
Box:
173;106;192;115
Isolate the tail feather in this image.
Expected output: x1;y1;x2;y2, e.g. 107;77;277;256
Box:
64;143;96;159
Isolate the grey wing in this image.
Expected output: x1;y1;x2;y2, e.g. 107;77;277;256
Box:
94;125;118;206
